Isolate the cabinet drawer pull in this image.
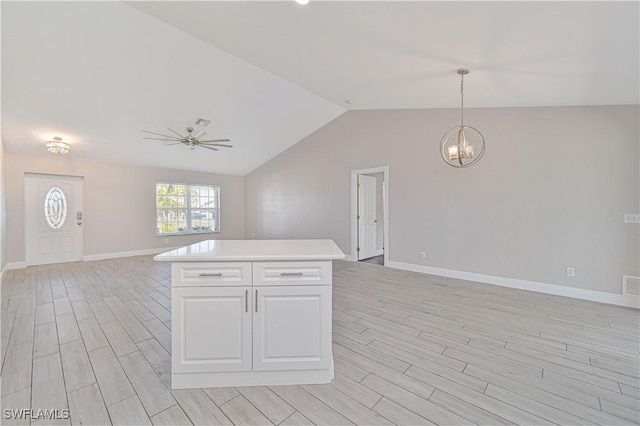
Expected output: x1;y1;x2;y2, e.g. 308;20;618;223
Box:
198;272;223;277
280;272;304;276
245;290;248;312
255;289;258;312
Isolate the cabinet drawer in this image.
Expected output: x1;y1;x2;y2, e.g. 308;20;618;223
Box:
173;262;252;287
252;261;331;286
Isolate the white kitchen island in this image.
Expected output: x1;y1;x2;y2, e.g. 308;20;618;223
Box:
154;239;345;389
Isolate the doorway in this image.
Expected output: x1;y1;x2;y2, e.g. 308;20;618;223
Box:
351;166;389;265
25;173;84;266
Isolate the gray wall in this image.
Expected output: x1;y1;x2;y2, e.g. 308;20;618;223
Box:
6;153;245;263
245;105;640;295
0;138;6;272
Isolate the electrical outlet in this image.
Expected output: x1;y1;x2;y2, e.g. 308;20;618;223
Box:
421;251;426;258
566;267;575;277
624;214;640;224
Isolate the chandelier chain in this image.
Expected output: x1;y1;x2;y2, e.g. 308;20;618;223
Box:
460;72;465;126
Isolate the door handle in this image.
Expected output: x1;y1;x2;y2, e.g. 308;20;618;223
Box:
280;272;304;276
255;289;258;312
198;273;223;277
245;290;248;312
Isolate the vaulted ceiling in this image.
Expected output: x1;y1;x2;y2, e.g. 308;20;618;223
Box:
3;1;638;175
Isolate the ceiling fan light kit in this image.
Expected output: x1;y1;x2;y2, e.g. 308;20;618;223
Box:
439;68;485;168
142;126;233;152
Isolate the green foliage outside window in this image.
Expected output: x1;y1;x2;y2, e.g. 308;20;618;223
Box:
156;183;219;235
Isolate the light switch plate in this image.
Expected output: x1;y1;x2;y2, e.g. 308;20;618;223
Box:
624;214;640;224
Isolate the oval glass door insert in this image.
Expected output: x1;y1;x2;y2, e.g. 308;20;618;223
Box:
44;186;67;229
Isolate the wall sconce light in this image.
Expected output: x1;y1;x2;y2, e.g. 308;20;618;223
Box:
440;68;485;168
46;137;70;154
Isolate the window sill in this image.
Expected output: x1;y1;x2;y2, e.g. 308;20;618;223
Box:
157;231;220;237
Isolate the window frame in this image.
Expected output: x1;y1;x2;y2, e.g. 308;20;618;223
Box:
155;182;221;236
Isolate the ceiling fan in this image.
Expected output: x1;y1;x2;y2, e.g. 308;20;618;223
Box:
142;127;232;151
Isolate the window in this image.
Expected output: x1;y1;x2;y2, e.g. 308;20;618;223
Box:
44;186;67;229
156;183;220;235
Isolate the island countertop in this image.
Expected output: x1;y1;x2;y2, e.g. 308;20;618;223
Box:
154;239;345;262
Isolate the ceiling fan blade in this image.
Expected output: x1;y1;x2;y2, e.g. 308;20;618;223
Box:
167;128;185;139
200;143;233;148
143;137;182;141
193;131;206;139
199;145;219;151
142;130;180;139
199;139;231;143
166;142;183;146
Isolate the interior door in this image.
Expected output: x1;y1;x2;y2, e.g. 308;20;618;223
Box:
172;286;252;373
253;285;331;371
25;174;84;266
358;174;378;260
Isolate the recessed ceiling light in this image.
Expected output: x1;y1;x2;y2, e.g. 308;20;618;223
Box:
195;118;211;127
295;0;309;5
345;99;353;105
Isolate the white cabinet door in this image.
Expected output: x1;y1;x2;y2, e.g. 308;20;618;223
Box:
253;286;331;371
173;286;252;373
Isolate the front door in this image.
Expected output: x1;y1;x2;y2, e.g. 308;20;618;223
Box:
25;174;84;266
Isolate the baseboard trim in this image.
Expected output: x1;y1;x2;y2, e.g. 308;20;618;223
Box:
342;251;383;262
1;248;174;272
4;261;27;272
386;260;640;309
83;247;176;262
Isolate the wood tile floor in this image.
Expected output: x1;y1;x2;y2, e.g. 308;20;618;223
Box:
1;256;638;425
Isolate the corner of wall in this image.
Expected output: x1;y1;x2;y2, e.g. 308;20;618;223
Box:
0;137;7;277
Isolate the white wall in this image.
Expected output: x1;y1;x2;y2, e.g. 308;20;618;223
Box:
6;153;244;264
245;105;640;295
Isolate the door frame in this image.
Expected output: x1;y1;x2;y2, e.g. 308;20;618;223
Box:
350;166;389;265
25;172;84;266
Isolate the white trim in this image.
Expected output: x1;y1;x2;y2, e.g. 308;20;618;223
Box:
172;366;333;389
386;260;640;309
350;166;389;266
3;247;181;271
83;247;177;262
343;254;356;262
4;261;27;271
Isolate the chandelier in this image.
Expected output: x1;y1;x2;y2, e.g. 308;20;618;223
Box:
439;68;485;168
46;137;70;154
